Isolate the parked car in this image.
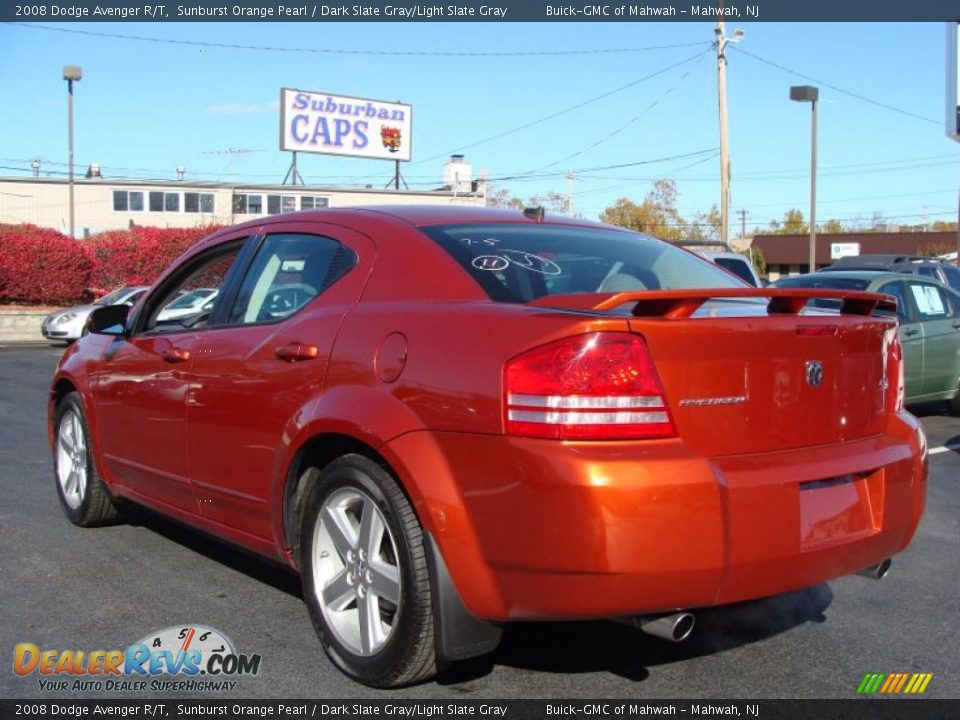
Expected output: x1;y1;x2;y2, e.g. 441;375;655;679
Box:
822;254;960;291
702;251;762;287
40;286;147;342
771;270;960;413
49;207;926;688
155;288;218;323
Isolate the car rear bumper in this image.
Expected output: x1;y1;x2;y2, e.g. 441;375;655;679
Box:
382;412;926;621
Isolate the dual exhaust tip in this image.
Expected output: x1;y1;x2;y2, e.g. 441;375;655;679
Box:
619;557;892;642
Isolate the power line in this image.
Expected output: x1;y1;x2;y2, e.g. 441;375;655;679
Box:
484;148;719;183
3;23;711;57
730;46;941;126
532;53;708;172
409;49;712;167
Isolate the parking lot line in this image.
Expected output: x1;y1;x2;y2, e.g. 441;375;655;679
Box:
929;444;960;455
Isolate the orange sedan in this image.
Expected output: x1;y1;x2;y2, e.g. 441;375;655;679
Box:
48;206;926;687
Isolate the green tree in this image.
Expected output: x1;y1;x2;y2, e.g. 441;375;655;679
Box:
819;218;845;234
599;179;685;242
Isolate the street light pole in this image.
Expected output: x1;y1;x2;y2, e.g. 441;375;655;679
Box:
790;85;819;272
63;66;82;239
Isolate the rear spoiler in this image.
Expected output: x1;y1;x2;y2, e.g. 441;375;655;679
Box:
528;288;898;319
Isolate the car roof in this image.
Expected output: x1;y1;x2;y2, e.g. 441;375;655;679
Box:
779;270;918;283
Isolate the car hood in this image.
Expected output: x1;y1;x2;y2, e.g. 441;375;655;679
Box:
45;304;96;321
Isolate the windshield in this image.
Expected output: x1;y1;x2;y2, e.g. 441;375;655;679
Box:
94;288;131;306
422;224;744;303
165;289;214;309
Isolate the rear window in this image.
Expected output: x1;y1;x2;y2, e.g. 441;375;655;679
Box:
712;256;758;286
771;275;870;310
421;224;743;303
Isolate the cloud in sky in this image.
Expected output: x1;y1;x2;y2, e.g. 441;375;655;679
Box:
205;100;280;116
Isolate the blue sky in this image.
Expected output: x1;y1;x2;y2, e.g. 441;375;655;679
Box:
1;21;958;232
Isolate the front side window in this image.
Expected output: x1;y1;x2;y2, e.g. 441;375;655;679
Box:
877;281;909;321
421;224;744;304
141;243;243;333
227;234;356;325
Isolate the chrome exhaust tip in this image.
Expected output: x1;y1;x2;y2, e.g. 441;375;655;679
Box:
856;558;892;579
618;612;696;642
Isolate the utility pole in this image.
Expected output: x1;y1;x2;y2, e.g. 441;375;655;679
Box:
738;208;748;242
566;171;575;215
715;20;743;250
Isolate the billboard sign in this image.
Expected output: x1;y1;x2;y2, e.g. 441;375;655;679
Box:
949;22;960;142
280;88;412;161
831;242;861;259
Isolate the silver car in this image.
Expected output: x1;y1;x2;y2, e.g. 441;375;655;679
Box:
41;286;147;342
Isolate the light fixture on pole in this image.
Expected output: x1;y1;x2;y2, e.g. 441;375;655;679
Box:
790;85;819;272
63;65;82;239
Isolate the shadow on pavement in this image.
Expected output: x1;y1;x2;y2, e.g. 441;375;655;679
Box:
439;584;832;686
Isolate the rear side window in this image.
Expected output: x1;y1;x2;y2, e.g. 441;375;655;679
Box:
421;224;742;303
227;233;356;325
877;281;909;321
907;282;955;321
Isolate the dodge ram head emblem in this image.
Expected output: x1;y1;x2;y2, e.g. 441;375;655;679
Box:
806;360;824;388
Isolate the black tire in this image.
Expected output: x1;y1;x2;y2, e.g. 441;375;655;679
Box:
53;392;120;527
949;385;960;417
299;453;438;687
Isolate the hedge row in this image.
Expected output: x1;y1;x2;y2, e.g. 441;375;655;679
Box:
0;224;222;305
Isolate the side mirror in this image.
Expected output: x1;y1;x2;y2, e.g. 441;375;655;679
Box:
88;304;130;336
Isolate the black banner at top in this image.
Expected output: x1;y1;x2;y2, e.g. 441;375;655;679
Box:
2;0;960;23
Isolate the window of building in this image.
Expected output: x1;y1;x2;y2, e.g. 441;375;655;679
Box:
185;192;215;213
267;194;297;215
300;196;330;210
233;194;263;214
113;190;144;212
149;191;180;212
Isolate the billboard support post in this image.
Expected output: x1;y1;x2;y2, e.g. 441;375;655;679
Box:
282;151;304;186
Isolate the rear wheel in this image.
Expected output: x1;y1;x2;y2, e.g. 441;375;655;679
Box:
53;392;120;526
300;454;438;687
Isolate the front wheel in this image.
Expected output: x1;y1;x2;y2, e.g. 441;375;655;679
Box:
300;454;439;687
53;392;120;526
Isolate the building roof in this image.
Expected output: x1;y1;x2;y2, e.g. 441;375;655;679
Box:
751;231;957;265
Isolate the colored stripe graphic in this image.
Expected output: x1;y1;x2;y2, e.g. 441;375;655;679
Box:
857;672;932;694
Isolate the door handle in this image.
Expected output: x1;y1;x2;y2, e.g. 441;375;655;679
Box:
161;348;191;363
275;343;320;362
902;328;919;337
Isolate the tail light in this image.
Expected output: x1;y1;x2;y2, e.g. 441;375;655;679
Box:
504;332;676;440
886;332;905;413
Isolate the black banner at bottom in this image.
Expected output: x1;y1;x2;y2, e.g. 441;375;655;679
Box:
1;700;959;720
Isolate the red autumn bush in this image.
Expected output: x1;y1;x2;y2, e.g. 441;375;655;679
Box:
0;224;94;305
86;225;222;292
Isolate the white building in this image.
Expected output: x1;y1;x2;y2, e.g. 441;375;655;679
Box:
0;161;483;238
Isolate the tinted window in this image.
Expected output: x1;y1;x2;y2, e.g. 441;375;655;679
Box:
422;224;742;304
227;234;356;325
141;243;243;333
770;276;870;311
877;281;909;321
940;264;960;290
916;266;938;280
713;257;758;286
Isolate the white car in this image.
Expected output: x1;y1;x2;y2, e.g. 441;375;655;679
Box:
156;288;218;323
41;286;148;342
702;251;762;287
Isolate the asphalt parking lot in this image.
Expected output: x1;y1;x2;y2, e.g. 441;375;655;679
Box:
1;344;957;700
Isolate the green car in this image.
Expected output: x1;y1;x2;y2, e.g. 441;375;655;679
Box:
772;270;960;414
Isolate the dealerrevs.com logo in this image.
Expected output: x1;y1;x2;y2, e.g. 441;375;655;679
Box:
13;625;262;693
